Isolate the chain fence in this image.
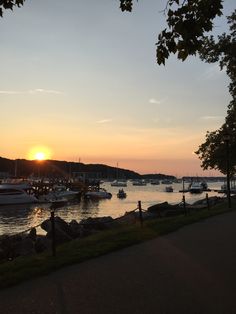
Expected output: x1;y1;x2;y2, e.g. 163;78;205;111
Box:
0;193;225;263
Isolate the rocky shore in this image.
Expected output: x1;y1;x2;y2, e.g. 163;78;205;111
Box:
0;196;224;263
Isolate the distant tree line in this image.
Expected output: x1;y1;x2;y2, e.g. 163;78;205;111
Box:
0;157;142;179
0;157;179;180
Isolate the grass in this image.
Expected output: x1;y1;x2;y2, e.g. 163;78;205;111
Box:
0;198;235;290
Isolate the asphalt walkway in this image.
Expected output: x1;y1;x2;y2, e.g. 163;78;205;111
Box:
0;211;236;314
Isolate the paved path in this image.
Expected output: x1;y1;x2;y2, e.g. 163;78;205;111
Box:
1;211;236;314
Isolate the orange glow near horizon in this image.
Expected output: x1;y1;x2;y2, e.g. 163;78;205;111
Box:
28;146;52;161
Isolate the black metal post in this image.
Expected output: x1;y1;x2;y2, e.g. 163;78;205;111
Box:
206;193;210;210
182;194;187;215
138;201;143;227
225;138;231;209
50;210;56;257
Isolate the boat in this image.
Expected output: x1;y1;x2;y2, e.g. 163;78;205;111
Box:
0;186;38;205
117;189;127;198
132;180;146;186
165;186;173;192
150;179;160;185
111;180;127;187
0;179;32;191
161;179;173;184
201;181;209;191
85;188;112;199
219;183;236;194
189;182;203;194
38;185;79;202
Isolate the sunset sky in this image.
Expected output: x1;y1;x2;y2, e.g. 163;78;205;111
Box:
0;0;235;176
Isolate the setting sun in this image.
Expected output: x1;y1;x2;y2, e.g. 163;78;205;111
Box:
35;152;46;161
28;146;52;161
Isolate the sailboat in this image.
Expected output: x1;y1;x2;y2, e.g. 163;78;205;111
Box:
110;163;127;187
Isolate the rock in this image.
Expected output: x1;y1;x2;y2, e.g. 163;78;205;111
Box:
147;202;180;217
41;216;73;244
28;228;37;241
79;216;114;230
191;196;222;208
46;229;72;244
115;211;137;224
69;220;86;238
41;219;51;233
42;216;72;235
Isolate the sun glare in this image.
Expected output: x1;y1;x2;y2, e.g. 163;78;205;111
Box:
28;146;52;161
35;152;46;161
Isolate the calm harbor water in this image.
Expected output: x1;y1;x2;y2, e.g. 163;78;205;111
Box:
0;181;224;236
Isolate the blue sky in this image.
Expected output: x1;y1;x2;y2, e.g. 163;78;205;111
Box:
0;0;235;175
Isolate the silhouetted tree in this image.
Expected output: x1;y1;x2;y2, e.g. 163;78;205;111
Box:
195;11;236;176
0;0;25;17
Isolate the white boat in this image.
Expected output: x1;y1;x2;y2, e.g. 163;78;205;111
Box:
111;180;127;187
0;179;32;190
85;188;112;199
132;180;146;186
117;189;127;198
165;186;173;192
189;182;203;194
0;186;38;205
38;185;79;202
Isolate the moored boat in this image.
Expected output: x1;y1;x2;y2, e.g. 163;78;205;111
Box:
111;180;127;187
85;188;112;199
38;185;79;202
161;179;173;184
117;189;127;198
165;186;173;192
189;182;203;194
0;186;38;205
150;179;160;185
132;180;146;186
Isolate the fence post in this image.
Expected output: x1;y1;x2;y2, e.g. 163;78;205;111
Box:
206;193;210;210
182;194;187;216
50;210;56;257
138;201;143;227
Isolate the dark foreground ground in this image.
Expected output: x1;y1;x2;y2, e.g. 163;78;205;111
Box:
0;211;236;314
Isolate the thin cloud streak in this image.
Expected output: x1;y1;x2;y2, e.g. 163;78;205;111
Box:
0;89;64;95
29;89;64;94
149;97;168;105
200;115;224;120
96;119;112;124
